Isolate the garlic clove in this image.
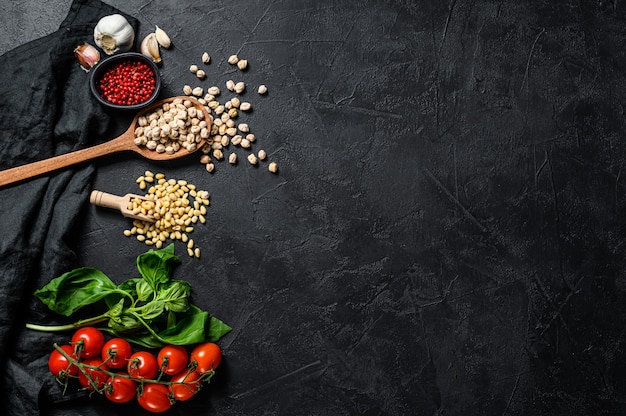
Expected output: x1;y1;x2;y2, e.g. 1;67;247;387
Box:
141;33;161;63
154;26;171;49
74;43;100;72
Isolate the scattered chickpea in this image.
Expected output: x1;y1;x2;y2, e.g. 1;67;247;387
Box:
247;154;258;165
258;149;267;160
183;85;193;95
237;59;248;70
229;153;237;164
226;79;235;91
238;123;250;133
258;84;268;95
213;148;224;160
240;102;251;111
228;54;239;65
268;161;278;173
234;82;245;94
189;64;198;73
246;133;256;142
208;86;221;96
192;86;203;97
196;70;206;79
206;162;215;173
202;52;211;64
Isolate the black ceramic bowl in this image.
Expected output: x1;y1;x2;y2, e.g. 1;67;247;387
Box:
89;52;161;111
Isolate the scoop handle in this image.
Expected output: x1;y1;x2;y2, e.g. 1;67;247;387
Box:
89;190;126;211
0;135;132;189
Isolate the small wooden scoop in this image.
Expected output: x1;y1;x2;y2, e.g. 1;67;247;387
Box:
90;190;155;222
0;96;210;189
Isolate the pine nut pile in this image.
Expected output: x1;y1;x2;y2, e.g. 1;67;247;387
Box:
123;171;210;258
182;52;278;174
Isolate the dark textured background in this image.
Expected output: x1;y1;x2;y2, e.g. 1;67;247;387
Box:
3;0;626;415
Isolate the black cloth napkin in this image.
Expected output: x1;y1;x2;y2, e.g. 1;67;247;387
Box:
0;1;138;414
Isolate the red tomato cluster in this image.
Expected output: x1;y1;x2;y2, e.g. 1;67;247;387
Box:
97;60;157;106
48;327;222;413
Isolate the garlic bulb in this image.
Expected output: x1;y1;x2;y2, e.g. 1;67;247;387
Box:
94;14;135;55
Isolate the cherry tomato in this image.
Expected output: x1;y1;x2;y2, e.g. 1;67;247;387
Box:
104;373;137;403
190;342;222;374
127;351;158;379
137;383;172;413
157;345;189;375
78;358;109;390
102;338;133;369
169;369;201;401
71;327;105;358
48;345;78;380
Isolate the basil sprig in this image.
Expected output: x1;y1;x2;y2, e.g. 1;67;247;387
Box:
27;244;231;348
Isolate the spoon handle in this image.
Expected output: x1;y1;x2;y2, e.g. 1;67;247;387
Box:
0;135;133;188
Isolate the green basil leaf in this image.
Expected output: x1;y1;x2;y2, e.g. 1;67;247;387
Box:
108;313;142;332
166;310;177;329
140;300;165;320
33;268;117;316
109;298;125;318
155;304;208;345
206;315;233;341
117;278;140;295
157;281;190;312
136;279;154;302
136;244;179;291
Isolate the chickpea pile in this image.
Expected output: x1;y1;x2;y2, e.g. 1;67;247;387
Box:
133;98;207;155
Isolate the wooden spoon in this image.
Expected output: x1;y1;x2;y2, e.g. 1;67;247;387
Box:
0;96;210;189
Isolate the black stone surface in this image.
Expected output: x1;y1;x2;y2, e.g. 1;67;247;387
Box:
3;0;626;415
